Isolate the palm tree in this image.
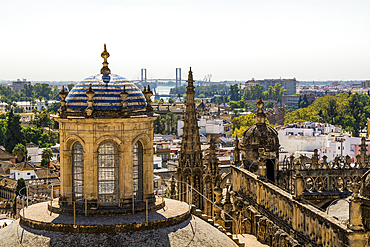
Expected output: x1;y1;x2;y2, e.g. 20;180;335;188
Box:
12;143;26;163
42;147;53;184
41;147;53;167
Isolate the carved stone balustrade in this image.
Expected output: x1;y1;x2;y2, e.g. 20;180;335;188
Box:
231;165;363;247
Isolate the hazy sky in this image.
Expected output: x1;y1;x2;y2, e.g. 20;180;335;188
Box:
0;0;369;82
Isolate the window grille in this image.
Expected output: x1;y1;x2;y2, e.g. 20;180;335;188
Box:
133;141;143;201
72;142;84;204
98;142;119;206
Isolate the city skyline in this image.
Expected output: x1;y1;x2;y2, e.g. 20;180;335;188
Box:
0;0;369;82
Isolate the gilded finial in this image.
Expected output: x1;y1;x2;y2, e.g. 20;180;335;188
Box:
256;96;264;113
255;96;266;124
100;44;111;74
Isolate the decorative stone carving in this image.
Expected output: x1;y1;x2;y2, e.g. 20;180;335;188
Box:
143;85;153;113
120;85;129;112
85;84;95;116
58;86;68;116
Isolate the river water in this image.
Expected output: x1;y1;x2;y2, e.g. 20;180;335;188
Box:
152;85;175;101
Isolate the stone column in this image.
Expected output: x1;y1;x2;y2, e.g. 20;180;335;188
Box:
294;161;304;201
144;146;155;202
348;182;364;231
214;186;224;227
170;175;176;199
84;138;94;202
61;150;73;204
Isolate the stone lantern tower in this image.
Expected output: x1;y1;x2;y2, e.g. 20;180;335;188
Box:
54;44;157;209
240;97;280;182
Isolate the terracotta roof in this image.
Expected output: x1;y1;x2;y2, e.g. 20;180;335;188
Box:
0;149;15;160
0;161;13;175
26;142;39;148
11;162;36;171
0;177;17;190
35;168;59;179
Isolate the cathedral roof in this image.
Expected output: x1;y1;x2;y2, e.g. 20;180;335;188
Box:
65;74;146;111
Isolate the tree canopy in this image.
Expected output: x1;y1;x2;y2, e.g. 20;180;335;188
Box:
4;110;25;153
12;143;27;162
284;93;370;136
232;113;256;137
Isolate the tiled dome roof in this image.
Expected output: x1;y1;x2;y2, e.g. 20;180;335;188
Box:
65;74;146;111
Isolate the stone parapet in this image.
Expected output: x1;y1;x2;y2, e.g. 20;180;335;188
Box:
19;199;190;234
232;165;370;247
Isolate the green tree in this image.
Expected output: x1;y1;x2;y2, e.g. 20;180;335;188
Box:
41;147;53;167
4;110;25;153
12;143;27;163
272;83;286;101
12;178;26;213
166;112;178;135
322;96;337;124
33;83;52;100
31;109;53;128
0;119;7;145
265;101;274;108
39;133;54;148
23;126;42;145
47;102;61;114
232;113;256;137
229;84;240;101
67;83;75;92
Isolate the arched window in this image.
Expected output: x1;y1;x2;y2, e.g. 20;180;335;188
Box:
133;141;143;201
72;142;84;204
98;142;119;206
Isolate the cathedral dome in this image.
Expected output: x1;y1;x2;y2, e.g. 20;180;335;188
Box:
242;124;279;148
241;97;279;150
65;74;146;110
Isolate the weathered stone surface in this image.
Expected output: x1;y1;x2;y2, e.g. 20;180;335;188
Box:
0;215;239;247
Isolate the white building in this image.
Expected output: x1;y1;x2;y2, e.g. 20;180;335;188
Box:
279;122;360;161
9;163;37;180
153;155;162;169
326;135;361;159
278;129;327;153
26;143;59;163
15;100;58;113
178;116;224;137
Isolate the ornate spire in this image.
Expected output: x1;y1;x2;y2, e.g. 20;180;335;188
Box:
187;67;194;86
100;44;111;74
186;67;195;104
177;67;204;209
255;96;266;124
206;133;220;177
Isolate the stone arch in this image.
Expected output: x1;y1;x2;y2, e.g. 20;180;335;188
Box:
220;172;231;188
94;135;123;153
131;133;151;150
193;167;203;175
65;135;86;151
131;133;153;202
